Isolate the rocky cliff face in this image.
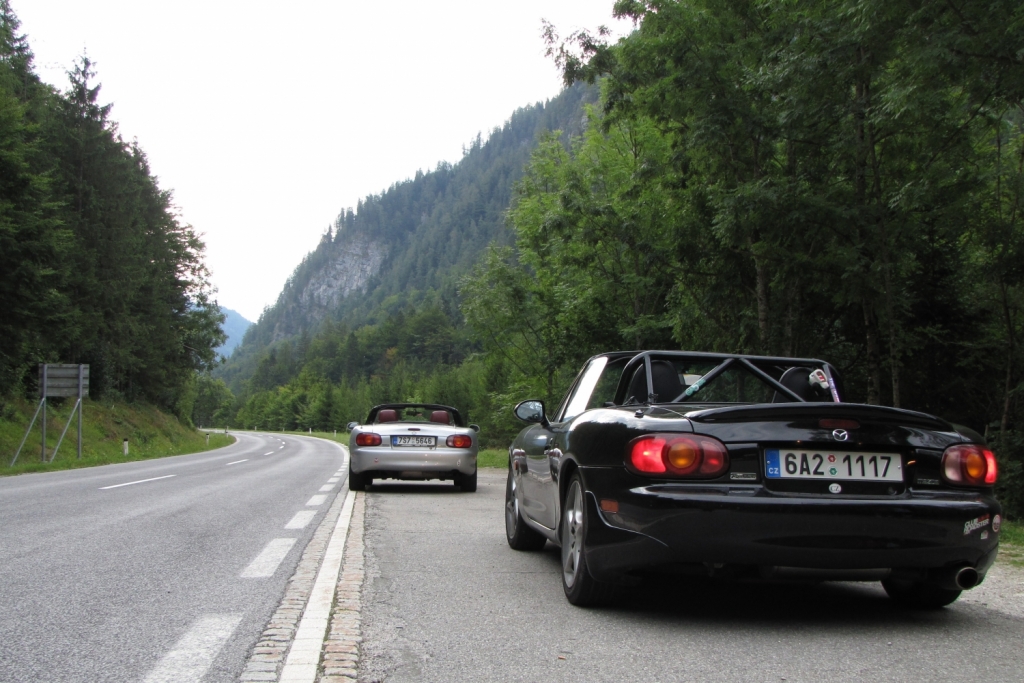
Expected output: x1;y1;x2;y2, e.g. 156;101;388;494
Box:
299;235;385;318
268;232;386;342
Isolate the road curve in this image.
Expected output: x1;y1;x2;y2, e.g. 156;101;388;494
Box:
0;431;347;683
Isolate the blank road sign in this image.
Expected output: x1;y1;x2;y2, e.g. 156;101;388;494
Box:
39;364;89;398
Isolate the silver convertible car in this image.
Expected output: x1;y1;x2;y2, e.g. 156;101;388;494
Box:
346;403;480;492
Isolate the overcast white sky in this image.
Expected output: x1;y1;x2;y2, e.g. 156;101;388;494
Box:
16;0;630;322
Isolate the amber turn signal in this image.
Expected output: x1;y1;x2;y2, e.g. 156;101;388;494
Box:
941;444;997;486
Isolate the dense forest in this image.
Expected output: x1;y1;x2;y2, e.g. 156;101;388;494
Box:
210;0;1024;515
0;2;223;418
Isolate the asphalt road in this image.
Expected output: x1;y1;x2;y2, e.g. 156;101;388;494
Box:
0;432;347;683
359;469;1024;683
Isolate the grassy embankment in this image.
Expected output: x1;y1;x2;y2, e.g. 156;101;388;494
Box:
1;397;233;476
1000;520;1024;567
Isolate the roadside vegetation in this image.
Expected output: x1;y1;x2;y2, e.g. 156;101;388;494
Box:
0;397;233;476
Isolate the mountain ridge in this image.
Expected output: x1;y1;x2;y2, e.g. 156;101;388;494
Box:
217;83;597;391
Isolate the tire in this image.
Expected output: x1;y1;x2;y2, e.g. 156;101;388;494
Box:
560;472;615;606
460;468;478;492
505;466;546;550
882;578;962;609
348;468;366;492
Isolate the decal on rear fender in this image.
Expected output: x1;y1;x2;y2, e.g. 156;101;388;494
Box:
964;515;990;536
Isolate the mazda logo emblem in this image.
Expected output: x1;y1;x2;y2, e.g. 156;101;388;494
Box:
832;429;849;441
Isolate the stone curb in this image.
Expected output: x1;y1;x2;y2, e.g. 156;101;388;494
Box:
238;482;349;682
317;492;365;682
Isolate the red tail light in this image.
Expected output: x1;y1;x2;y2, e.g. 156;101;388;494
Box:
941;444;997;486
627;434;729;478
446;434;473;448
355;432;383;447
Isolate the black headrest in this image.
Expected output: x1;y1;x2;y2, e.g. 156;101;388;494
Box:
627;360;683;403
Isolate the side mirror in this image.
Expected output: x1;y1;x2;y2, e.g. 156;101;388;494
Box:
346;422;358;431
514;400;547;425
469;423;480;432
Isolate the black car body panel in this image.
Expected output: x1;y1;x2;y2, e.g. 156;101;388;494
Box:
507;351;1001;601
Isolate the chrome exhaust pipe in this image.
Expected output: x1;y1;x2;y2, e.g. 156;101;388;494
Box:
933;566;981;591
955;567;980;590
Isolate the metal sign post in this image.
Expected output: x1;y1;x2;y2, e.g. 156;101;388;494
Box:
11;364;89;466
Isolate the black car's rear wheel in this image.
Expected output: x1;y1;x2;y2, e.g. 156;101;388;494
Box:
348;468;366;492
560;472;614;606
505;466;545;550
882;578;962;609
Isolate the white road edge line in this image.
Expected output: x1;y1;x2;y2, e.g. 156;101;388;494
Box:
226;459;248;466
99;475;176;490
142;613;242;683
285;510;317;530
264;451;275;455
305;495;327;506
279;490;356;683
241;538;297;578
318;484;335;492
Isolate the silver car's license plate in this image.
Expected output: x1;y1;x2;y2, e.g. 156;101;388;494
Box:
391;435;437;448
765;449;902;481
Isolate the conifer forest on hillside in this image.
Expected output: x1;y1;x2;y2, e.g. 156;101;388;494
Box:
4;2;1024;516
0;2;223;420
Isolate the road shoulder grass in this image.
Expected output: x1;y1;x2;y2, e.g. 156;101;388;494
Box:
1;398;233;476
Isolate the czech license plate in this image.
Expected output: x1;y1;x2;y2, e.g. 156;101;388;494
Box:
391;435;436;448
764;449;902;481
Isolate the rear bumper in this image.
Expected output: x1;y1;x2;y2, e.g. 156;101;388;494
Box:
581;466;1001;583
350;447;477;478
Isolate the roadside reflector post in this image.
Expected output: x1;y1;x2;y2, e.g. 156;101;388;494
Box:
206;433;210;445
123;438;128;456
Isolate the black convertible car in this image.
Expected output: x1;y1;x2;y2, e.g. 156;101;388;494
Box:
505;351;1001;608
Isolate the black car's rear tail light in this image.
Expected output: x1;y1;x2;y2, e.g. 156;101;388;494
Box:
446;434;473;448
355;432;383;447
627;434;729;477
941;444;997;485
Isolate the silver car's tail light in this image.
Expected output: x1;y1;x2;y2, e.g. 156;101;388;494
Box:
355;432;383;447
446;435;472;448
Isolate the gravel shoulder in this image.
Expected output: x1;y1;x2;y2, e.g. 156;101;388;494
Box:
358;469;1024;683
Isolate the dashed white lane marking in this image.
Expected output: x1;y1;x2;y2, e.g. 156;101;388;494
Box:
285;510;317;529
241;538;297;578
327;478;339;483
279;445;284;449
226;459;248;466
142;613;242;683
99;475;176;490
306;495;327;506
319;484;335;492
264;451;274;456
279;491;356;683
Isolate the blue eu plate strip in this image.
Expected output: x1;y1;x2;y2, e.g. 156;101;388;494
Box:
765;449;781;478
